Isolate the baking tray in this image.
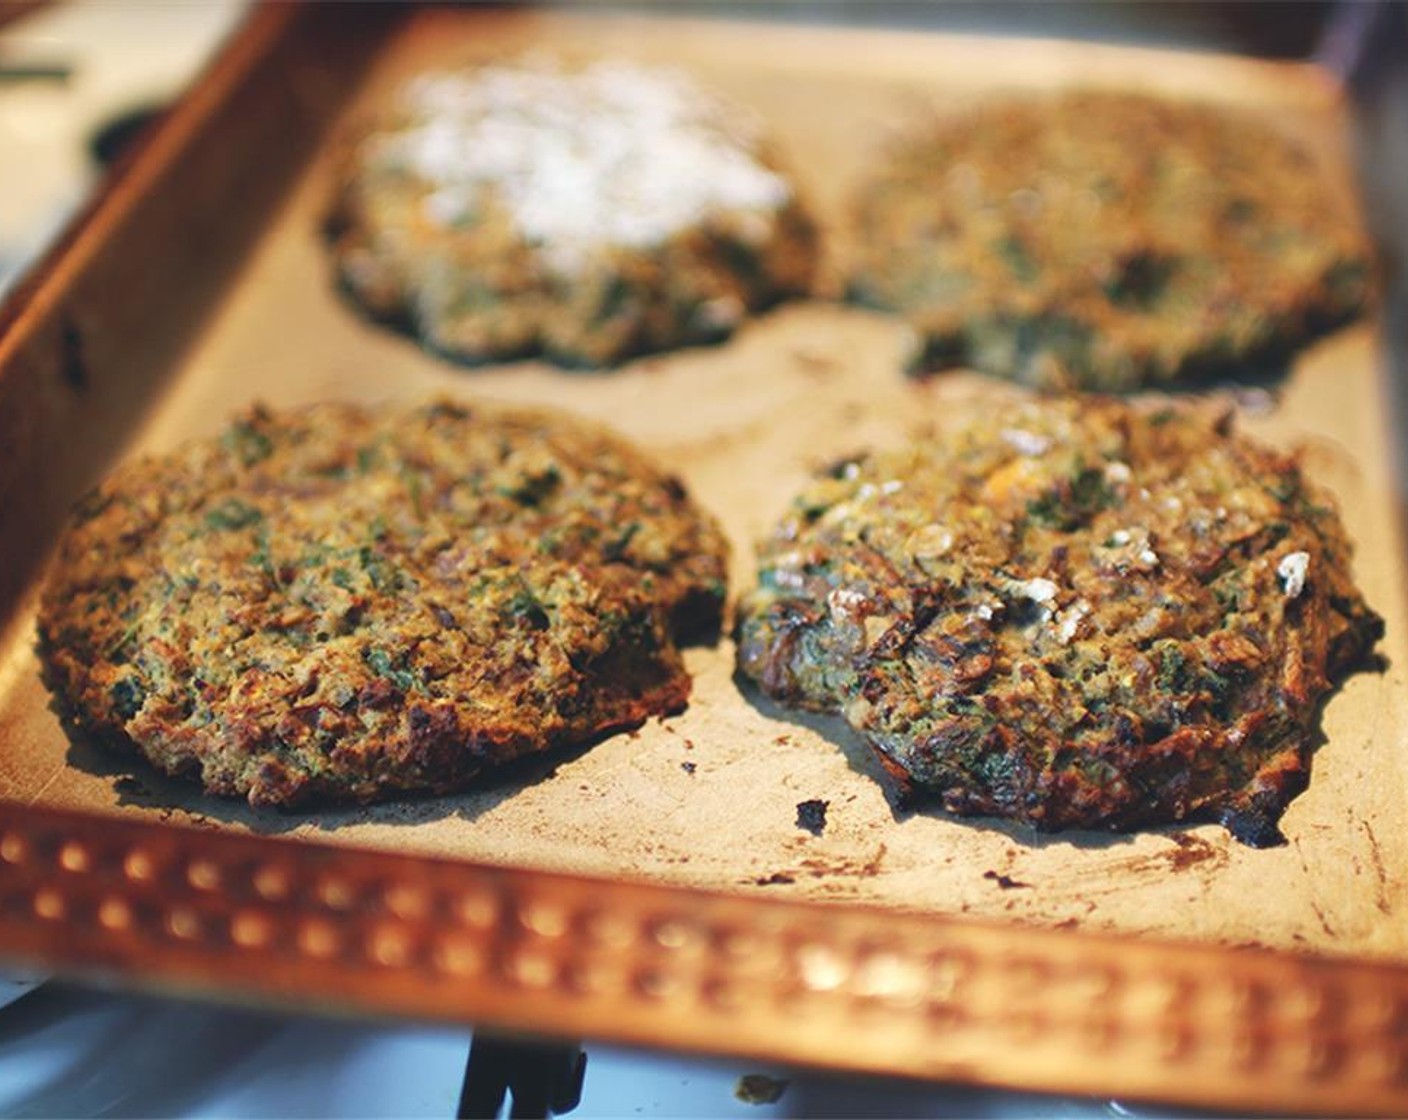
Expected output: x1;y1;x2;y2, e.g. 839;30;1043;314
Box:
1;4;1407;1113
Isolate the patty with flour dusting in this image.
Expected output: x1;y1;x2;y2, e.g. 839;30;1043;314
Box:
327;57;818;368
736;397;1382;846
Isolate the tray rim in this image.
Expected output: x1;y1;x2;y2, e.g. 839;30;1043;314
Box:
6;798;1408;1116
1;4;1405;1113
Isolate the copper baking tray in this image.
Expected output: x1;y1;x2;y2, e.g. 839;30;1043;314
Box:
2;4;1407;1113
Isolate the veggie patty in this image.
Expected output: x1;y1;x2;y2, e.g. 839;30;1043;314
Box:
39;398;728;808
327;57;818;368
848;92;1372;390
736;396;1382;845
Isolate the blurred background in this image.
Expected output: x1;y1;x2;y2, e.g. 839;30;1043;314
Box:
0;1;1365;301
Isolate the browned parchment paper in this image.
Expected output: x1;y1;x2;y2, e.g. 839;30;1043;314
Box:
2;10;1404;963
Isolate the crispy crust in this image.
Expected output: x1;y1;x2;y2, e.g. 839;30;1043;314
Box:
736;397;1383;845
848;92;1374;390
38;398;728;808
326;60;818;369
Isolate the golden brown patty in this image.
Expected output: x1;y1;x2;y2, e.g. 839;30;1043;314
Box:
736;397;1382;845
39;398;728;808
848;92;1373;390
327;58;818;368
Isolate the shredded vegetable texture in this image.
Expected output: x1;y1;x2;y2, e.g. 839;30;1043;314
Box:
737;397;1382;846
849;92;1371;390
39;399;727;808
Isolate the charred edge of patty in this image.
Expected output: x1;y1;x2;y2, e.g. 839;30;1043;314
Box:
895;281;1371;392
324;177;819;371
866;726;1311;846
671;582;728;647
35;610;695;811
852;594;1383;847
35;547;708;809
235;669;693;810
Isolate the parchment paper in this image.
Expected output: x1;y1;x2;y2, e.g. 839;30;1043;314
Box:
2;10;1404;963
